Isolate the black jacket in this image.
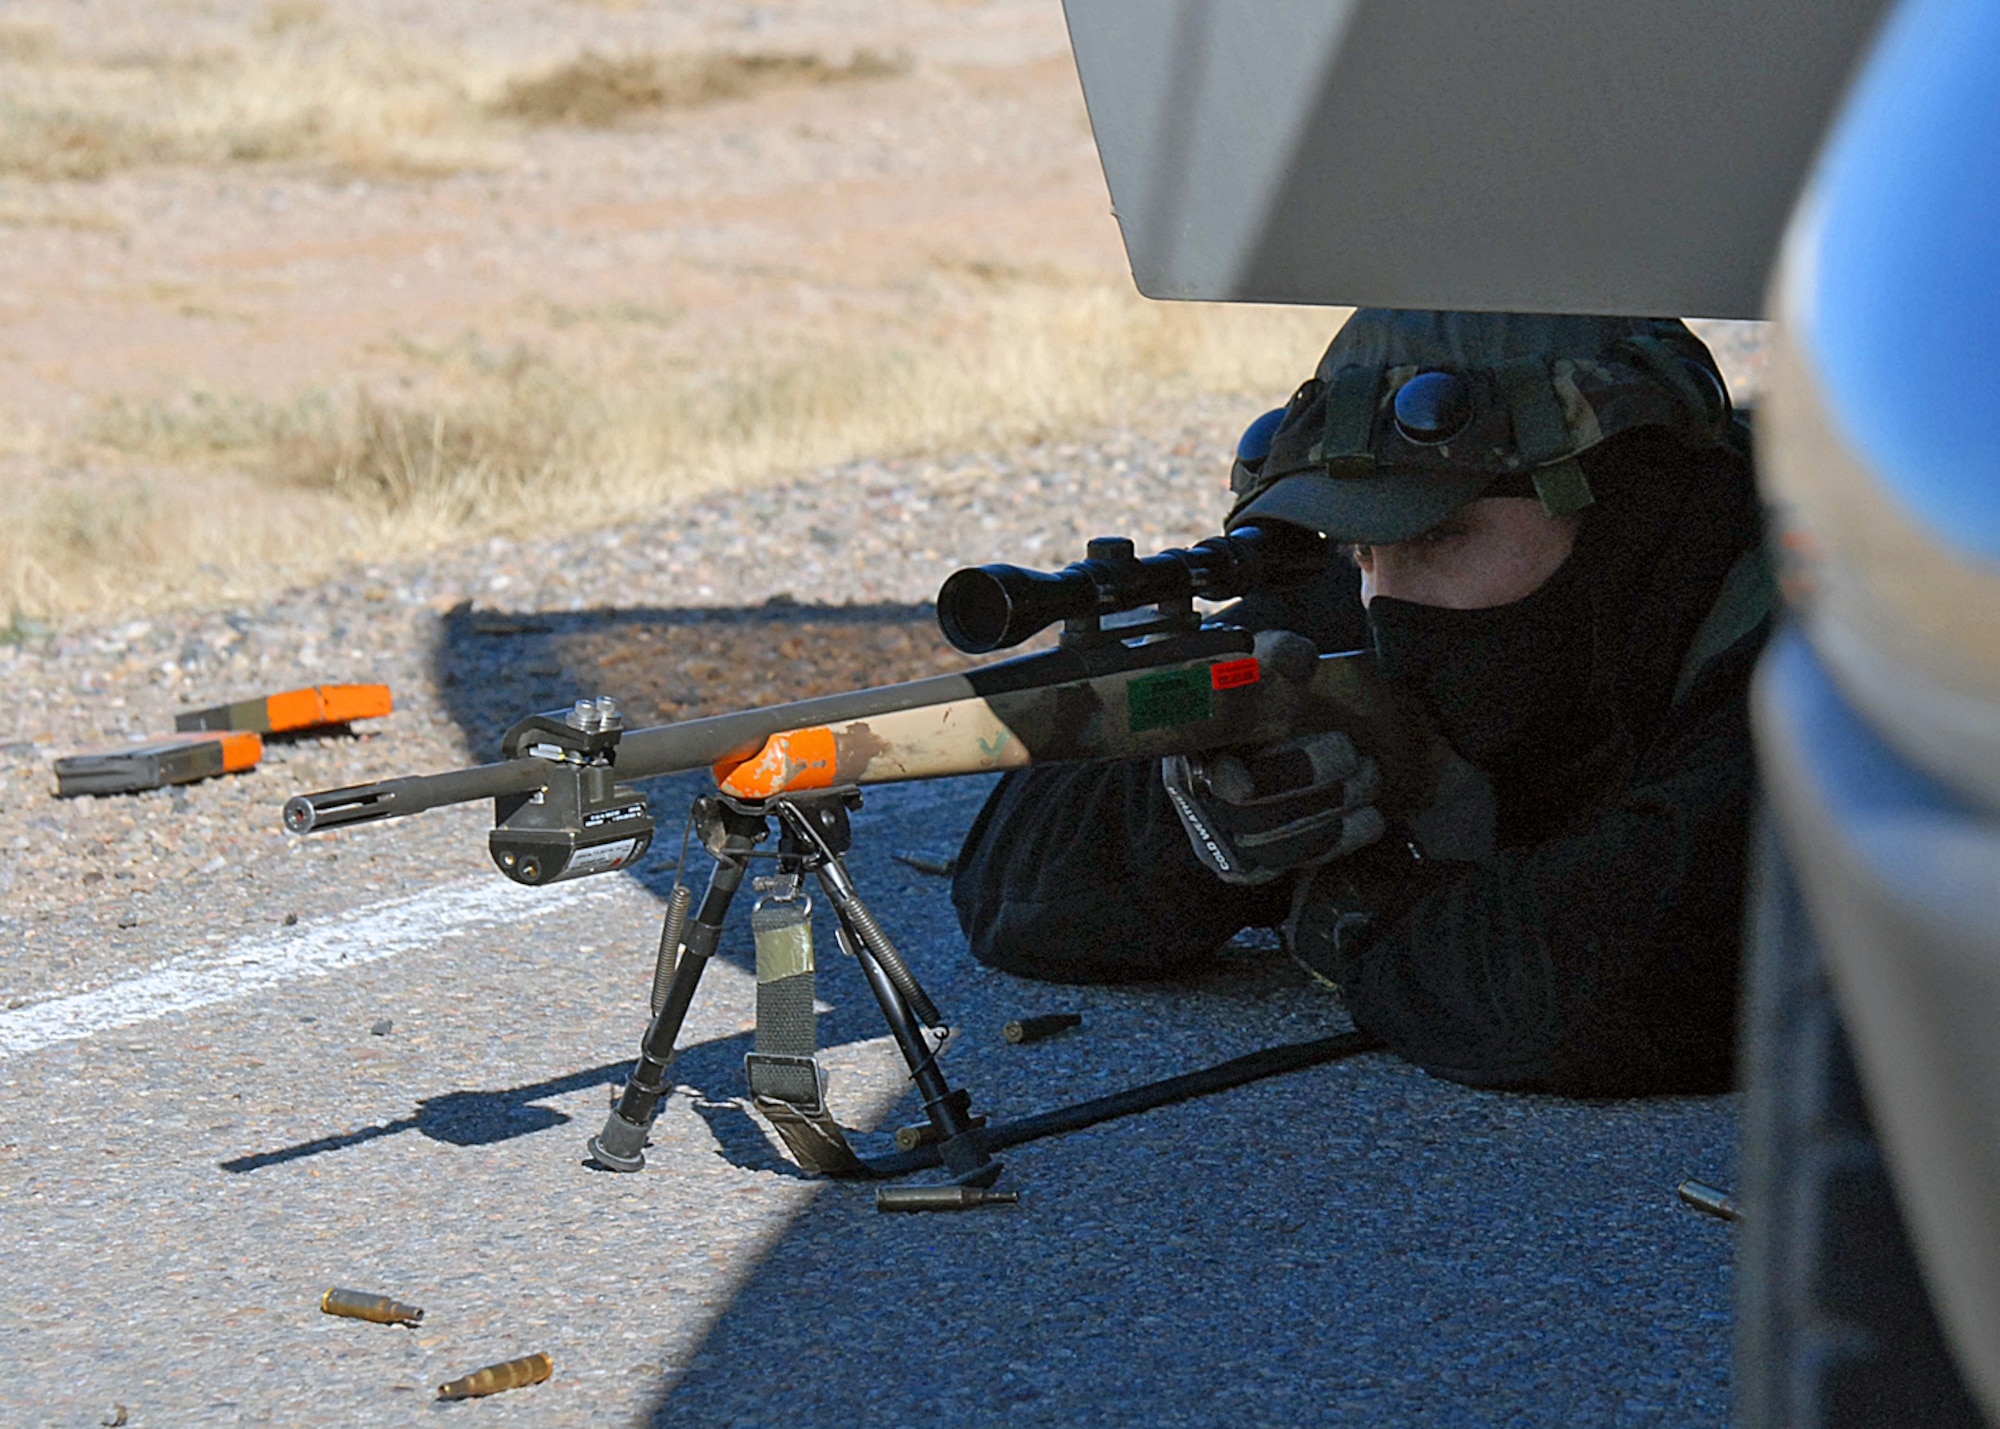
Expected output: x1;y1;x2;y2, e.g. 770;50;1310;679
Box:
953;432;1767;1097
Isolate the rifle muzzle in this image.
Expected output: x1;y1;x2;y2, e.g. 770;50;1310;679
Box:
283;762;551;834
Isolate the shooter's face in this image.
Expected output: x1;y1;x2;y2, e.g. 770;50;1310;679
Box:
1351;497;1578;610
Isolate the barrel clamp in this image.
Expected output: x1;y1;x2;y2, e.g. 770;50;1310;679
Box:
489;697;655;887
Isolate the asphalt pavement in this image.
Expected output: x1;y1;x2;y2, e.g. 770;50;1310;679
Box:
1;770;1737;1428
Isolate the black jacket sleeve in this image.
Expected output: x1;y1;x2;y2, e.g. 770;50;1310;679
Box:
951;758;1290;983
1307;633;1763;1096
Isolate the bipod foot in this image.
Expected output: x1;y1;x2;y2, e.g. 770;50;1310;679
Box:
585;1110;650;1173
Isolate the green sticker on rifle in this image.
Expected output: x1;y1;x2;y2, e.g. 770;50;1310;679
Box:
1127;668;1212;732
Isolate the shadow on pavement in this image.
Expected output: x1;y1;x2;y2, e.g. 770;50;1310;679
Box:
622;920;1740;1429
640;1065;1740;1429
428;596;984;762
216;998;899;1175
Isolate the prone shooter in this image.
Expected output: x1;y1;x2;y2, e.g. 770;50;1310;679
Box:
286;309;1771;1180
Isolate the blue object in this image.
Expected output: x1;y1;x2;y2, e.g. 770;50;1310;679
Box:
1393;370;1474;445
1236;407;1288;463
1804;0;2000;560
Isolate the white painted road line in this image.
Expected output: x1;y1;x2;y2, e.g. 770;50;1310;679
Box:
0;876;610;1058
0;775;989;1061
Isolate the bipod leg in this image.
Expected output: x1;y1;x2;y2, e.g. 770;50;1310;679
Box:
775;798;1000;1188
588;798;766;1172
839;904;999;1186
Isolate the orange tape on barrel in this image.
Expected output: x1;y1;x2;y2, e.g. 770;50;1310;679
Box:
713;727;838;799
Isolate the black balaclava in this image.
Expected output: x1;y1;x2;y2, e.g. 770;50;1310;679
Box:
1368;549;1598;777
1366;427;1759;844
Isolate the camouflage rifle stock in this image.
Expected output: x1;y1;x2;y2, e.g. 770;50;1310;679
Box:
283;523;1437;885
282;523;1423;1182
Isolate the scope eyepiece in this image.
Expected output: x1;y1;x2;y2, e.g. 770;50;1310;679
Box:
935;522;1326;653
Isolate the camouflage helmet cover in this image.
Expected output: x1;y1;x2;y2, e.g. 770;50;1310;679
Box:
1226;310;1731;543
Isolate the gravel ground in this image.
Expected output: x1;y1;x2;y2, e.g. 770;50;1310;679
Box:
0;389;1743;1427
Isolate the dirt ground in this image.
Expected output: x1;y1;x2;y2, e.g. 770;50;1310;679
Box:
0;0;1101;417
1;0;1351;620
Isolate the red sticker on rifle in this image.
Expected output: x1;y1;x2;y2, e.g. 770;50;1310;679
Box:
1209;657;1260;690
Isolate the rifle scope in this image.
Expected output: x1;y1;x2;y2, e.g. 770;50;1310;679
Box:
934;522;1328;654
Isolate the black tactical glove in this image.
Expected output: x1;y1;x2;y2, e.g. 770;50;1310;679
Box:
1161;731;1386;886
1285;751;1497;987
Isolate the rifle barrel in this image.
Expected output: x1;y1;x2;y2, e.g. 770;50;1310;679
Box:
284;631;1392;836
282;761;551;834
284;670;988;835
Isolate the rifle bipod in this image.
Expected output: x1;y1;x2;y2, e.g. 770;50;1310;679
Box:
587;790;1001;1187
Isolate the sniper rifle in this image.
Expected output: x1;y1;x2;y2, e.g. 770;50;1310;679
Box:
284;523;1424;1186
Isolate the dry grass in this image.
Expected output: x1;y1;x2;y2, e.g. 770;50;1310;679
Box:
0;28;496;181
81;388;338;459
492;48;909;128
257;0;330;38
0;197;126;232
0;21;57;63
0;464;342;618
12;284;1335;620
0;15;913;182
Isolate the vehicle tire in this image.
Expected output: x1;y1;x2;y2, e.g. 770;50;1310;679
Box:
1734;819;1991;1428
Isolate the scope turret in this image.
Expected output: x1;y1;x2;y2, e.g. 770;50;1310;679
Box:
934;522;1328;653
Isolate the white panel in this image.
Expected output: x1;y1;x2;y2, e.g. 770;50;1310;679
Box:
1064;0;1362;299
1064;0;1890;316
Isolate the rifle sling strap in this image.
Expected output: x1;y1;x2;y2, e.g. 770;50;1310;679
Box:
742;896;875;1177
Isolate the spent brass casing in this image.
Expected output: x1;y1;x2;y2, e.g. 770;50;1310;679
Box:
1003;1013;1082;1045
876;1185;1020;1213
436;1352;553;1401
1677;1179;1743;1223
320;1288;424;1326
894;1121;940;1152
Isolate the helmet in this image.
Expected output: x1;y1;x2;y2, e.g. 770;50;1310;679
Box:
1227;310;1732;543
